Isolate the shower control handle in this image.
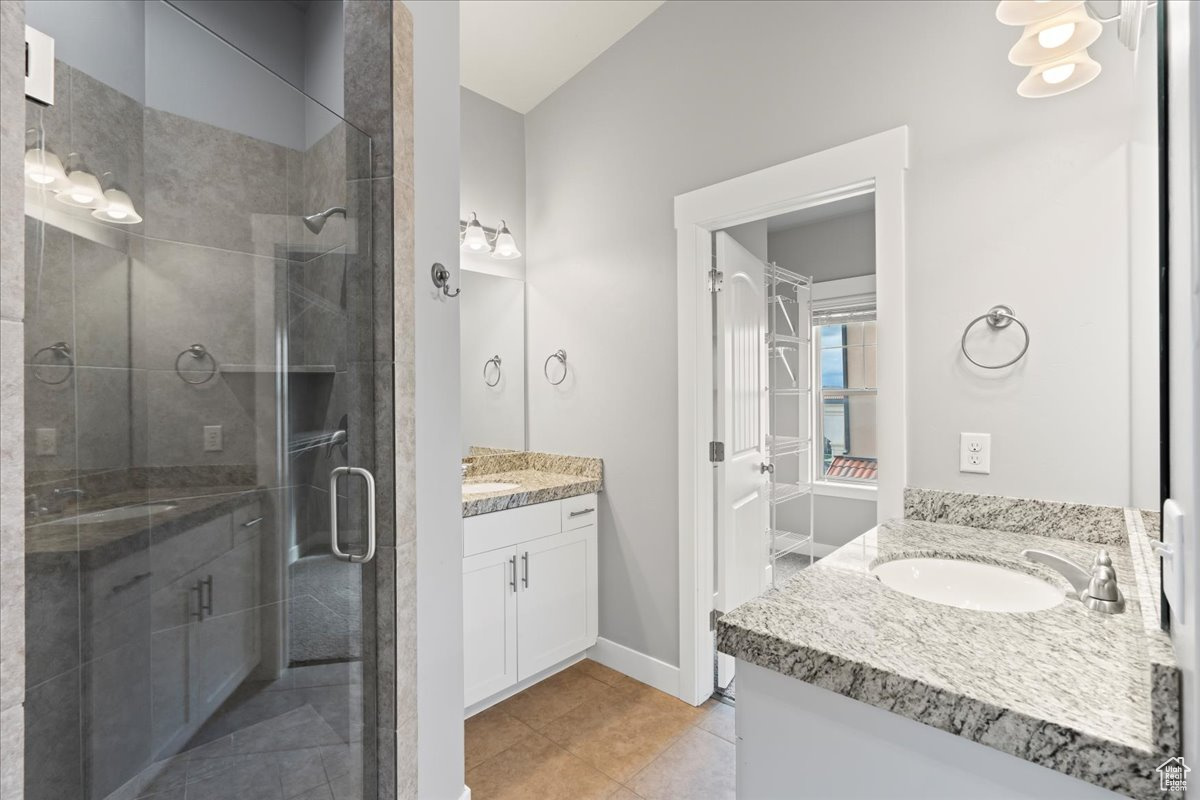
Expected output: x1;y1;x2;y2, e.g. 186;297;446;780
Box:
329;466;378;564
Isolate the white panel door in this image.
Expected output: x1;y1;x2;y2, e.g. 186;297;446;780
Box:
517;527;598;680
715;231;770;690
463;546;518;706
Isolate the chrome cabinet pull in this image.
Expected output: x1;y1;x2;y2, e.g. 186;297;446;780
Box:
509;555;517;593
200;575;213;618
329;466;378;563
569;508;595;518
190;582;203;621
522;552;529;588
242;516;263;528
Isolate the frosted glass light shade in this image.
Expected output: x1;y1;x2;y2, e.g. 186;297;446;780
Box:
490;221;521;260
461;213;490;252
996;0;1084;26
24;148;69;191
1008;7;1102;66
55;169;105;208
1017;49;1101;97
92;189;142;224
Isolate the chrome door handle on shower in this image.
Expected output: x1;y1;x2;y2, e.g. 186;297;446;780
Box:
329;466;377;563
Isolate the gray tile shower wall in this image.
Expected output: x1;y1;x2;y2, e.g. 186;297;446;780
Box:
0;1;26;797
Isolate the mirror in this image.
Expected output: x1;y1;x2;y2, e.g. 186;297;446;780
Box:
459;270;526;455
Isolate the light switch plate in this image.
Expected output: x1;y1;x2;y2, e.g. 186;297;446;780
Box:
24;26;55;105
35;428;56;456
959;432;991;474
203;425;223;452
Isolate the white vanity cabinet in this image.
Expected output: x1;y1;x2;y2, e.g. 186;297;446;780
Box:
463;494;598;708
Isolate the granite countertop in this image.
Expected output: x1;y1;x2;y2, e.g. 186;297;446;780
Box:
26;485;263;563
462;450;603;517
717;516;1180;799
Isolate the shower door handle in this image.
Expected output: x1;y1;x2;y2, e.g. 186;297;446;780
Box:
329;466;377;564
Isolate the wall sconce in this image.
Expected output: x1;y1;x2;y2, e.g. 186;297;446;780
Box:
459;211;522;260
996;0;1150;98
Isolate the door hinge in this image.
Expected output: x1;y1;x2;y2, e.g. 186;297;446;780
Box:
708;269;723;293
709;441;725;463
710;608;720;631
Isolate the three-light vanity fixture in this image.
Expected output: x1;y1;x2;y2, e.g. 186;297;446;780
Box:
460;212;521;260
23;141;142;224
996;0;1150;98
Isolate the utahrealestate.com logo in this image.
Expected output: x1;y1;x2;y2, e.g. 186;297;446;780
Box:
1156;757;1190;792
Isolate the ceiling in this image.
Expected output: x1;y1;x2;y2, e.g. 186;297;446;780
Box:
460;0;665;114
766;192;875;233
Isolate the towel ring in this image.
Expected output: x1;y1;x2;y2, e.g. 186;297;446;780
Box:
31;341;74;385
175;343;218;385
544;349;568;385
484;355;502;387
961;305;1030;370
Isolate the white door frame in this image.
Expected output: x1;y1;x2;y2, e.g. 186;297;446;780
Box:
673;127;909;706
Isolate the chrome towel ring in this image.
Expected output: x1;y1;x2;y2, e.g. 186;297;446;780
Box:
544;349;568;385
484;354;502;387
175;343;218;385
31;341;73;385
961;305;1030;370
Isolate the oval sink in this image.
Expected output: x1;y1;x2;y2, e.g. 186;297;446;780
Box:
462;482;521;496
871;557;1064;613
58;503;177;525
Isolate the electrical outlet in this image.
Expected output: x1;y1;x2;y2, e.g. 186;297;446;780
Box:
35;428;56;456
959;432;991;474
203;425;223;452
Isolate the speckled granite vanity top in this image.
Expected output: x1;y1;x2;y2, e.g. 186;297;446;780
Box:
462;450;603;517
717;490;1180;799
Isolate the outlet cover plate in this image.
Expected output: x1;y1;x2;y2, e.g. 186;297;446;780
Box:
959;432;991;474
203;425;223;452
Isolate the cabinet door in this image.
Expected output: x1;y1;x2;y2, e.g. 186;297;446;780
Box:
196;533;261;711
517;526;597;680
464;546;518;707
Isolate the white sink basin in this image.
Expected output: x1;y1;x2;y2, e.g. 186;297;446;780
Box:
462;482;521;496
68;503;177;525
871;557;1064;613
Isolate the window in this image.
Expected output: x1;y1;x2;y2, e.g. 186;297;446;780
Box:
814;299;877;484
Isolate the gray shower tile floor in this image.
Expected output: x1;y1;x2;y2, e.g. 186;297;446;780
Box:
107;664;361;800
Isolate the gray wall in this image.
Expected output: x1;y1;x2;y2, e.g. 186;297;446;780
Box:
768;211;875;282
524;0;1157;667
460;87;526;280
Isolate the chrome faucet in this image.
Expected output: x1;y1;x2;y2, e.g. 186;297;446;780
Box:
51;487;84;513
1022;548;1125;614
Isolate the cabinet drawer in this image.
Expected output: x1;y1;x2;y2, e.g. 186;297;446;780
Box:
561;493;598;531
464;500;561;557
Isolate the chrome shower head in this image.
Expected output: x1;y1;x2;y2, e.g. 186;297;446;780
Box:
303;206;347;234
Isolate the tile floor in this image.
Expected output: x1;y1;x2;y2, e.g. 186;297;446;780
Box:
465;660;736;800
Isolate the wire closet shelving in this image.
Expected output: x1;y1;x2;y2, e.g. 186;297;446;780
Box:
766;263;814;587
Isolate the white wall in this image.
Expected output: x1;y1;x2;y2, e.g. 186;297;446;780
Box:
461;87;527;280
408;1;465;798
460;271;526;454
768;211;875;283
524;0;1158;668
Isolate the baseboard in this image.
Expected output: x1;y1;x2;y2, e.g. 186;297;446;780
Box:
586;637;680;699
459;786;471;800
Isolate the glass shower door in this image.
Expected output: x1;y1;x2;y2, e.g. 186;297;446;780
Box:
20;3;382;799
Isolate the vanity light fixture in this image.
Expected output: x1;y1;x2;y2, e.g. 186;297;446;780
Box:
92;188;142;224
23;147;69;190
997;0;1151;98
55;167;105;208
459;211;522;260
